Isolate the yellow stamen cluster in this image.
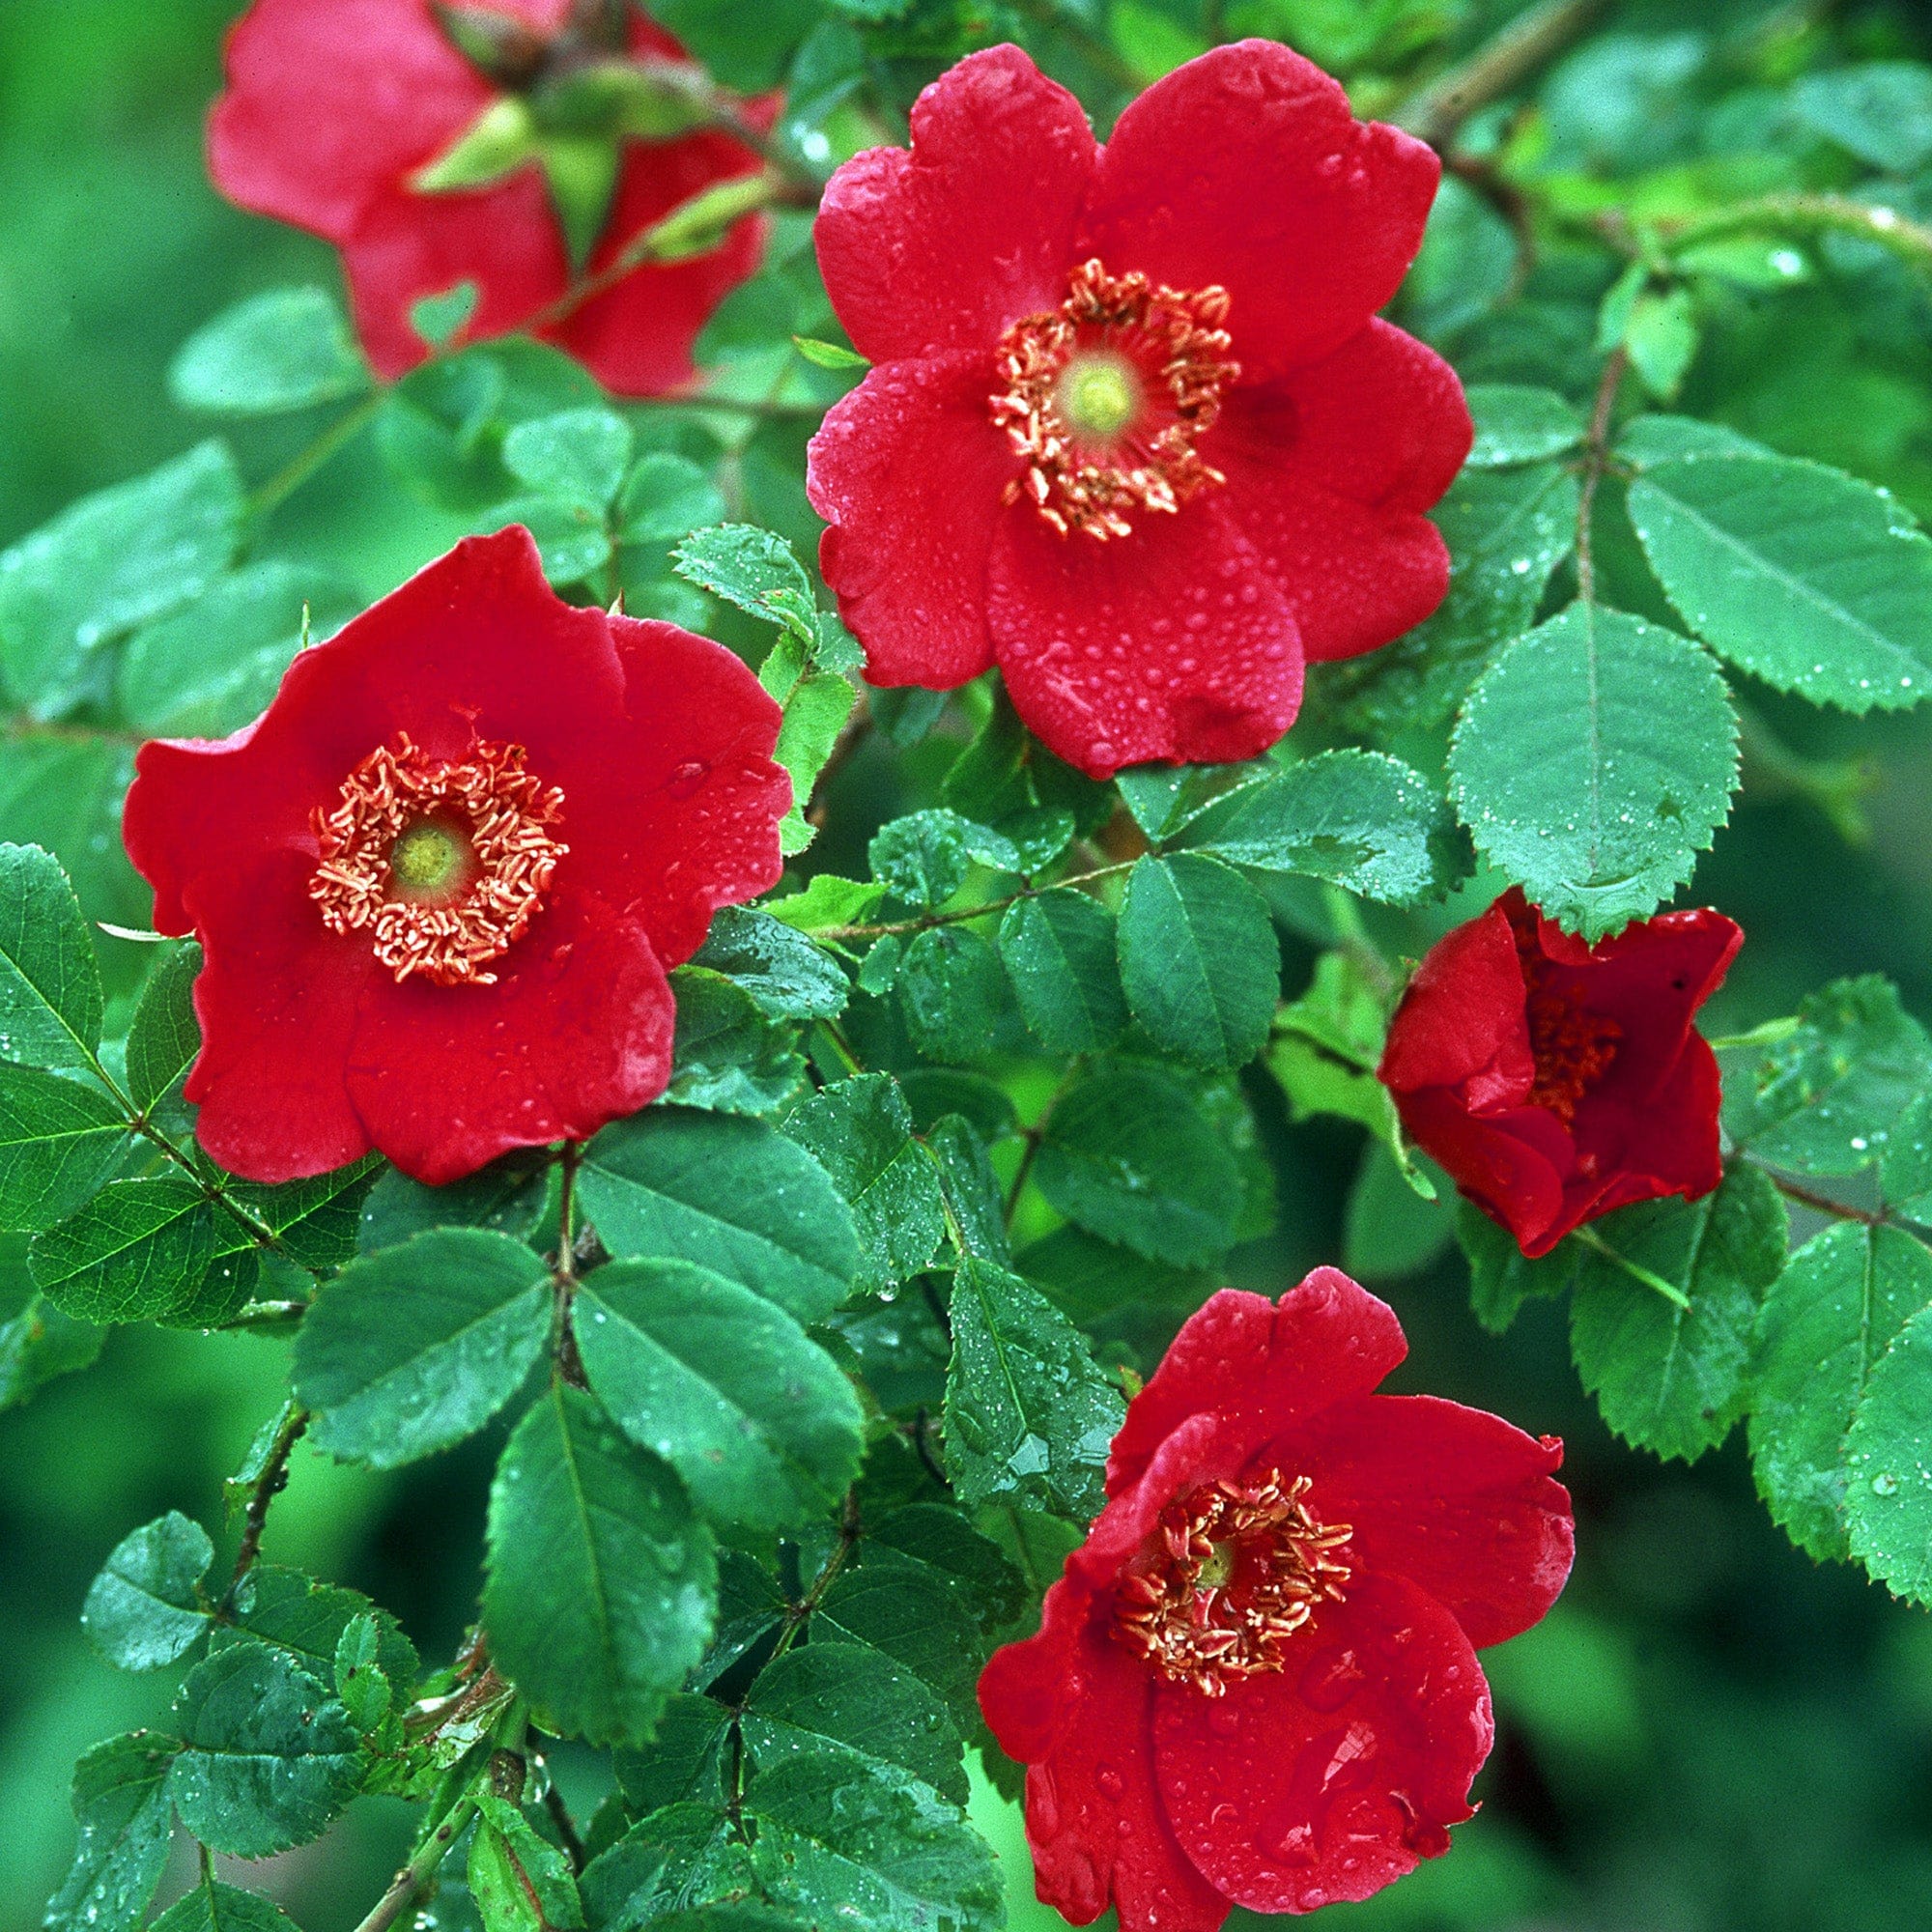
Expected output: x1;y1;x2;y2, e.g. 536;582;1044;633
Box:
1116;1470;1352;1697
990;257;1239;541
309;733;567;987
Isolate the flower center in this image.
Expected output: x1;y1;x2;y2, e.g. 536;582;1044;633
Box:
990;258;1239;542
309;733;568;988
1115;1470;1351;1698
1510;920;1623;1125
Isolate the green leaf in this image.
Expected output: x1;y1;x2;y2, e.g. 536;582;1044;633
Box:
742;1754;1003;1932
579;1804;753;1931
119;562;358;738
1114;760;1269;841
126;942;202;1115
1793;61;1932;174
470;1789;586;1931
1569;1165;1789;1463
1324;463;1580;738
150;1880;302;1932
1723;975;1932;1175
764;873;886;935
691;907;848;1019
1617;415;1771;468
668;968;806;1115
863;1501;1025;1633
30;1177;253;1325
484;1383;718;1746
813;1549;985;1719
898;926;1014;1065
786;1073;945;1293
496;497;613;586
743;1641;967;1804
0;1265;101;1412
0;842;103;1072
357;1151;552;1254
504;407;635;511
334;1613;392;1733
612;1693;732;1813
1180;751;1462;906
0;442;244;715
1623;287;1699;401
223;1566;418;1702
792;334;869;369
581;1108;858;1323
1117;855;1279;1070
673;524;817;642
1035;1063;1241;1266
1458;1199;1577;1333
0;1065;127;1232
1628;452;1932;713
169;287;369;415
294;1229;554;1468
224;1157;380;1272
576;1259;864;1533
1450;603;1739;940
618;453;729;547
411;281;481;349
1464;384;1587;468
998;891;1128;1055
924;1114;1010;1264
945;1254;1123;1521
868;810;974;908
774;668;856;855
1750;1222;1932;1562
82;1508;213;1671
1845;1300;1932;1603
167;1643;363;1856
1343;1143;1456;1282
44;1733;179;1932
1020;1223;1208;1322
1882;1093;1932;1218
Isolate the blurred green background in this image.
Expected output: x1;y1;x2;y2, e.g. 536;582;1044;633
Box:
6;3;1932;1930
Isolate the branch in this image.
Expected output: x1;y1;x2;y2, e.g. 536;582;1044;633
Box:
1394;0;1608;147
1661;192;1932;277
816;861;1133;945
1574;346;1629;605
220;1406;310;1612
351;1792;481;1932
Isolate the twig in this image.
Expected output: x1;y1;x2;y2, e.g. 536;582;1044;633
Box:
1762;1172;1885;1229
221;1406;310;1611
1574;347;1629;606
1660;192;1932;277
1395;0;1609;147
249;390;387;519
818;861;1132;945
350;1793;481;1932
539;1770;587;1873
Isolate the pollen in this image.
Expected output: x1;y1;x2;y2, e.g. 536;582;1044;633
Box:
309;733;567;987
1115;1470;1352;1697
1510;919;1623;1125
990;258;1239;541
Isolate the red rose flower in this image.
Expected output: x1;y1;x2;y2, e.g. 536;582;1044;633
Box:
122;527;788;1185
980;1271;1572;1926
1379;888;1744;1258
208;0;770;392
807;42;1469;780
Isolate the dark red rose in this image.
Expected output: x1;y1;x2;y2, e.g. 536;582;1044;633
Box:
980;1271;1571;1927
208;0;769;392
807;42;1469;780
122;527;788;1185
1379;888;1744;1258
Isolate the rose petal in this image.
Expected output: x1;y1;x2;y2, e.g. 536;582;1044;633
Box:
815;43;1099;363
179;850;378;1182
1151;1574;1491;1914
1079;43;1438;380
1106;1277;1406;1499
1291;1394;1574;1649
808;352;1010;689
1213;325;1468;661
546;128;769;397
344;888;675;1183
988;499;1302;779
1378;901;1532;1100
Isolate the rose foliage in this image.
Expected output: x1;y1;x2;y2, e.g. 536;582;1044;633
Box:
5;4;1932;1932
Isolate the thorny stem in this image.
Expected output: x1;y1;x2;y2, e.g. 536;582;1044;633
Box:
820;861;1134;945
1394;0;1608;147
1574;347;1629;606
350;1791;483;1932
221;1406;311;1613
765;1491;865;1665
1757;1169;1887;1230
1660;192;1932;278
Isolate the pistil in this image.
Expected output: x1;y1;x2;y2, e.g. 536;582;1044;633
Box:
990;258;1239;541
1115;1470;1352;1697
310;733;567;987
